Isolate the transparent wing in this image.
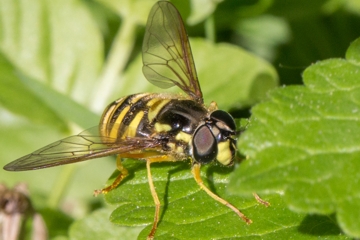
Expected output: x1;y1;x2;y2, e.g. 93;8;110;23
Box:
3;126;162;171
142;1;203;103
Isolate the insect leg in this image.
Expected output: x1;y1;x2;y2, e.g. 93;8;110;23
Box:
146;159;160;240
93;155;129;196
145;155;178;240
191;163;252;224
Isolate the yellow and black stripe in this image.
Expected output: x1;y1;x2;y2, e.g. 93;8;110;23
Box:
99;93;207;145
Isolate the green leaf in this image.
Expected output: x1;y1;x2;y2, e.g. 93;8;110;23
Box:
0;53;67;130
18;72;99;129
323;0;360;15
40;208;73;238
0;0;103;106
234;15;291;61
96;0;220;26
192;39;278;108
69;208;143;240
0;51;99;130
118;38;278;109
229;38;360;238
0;0;103;129
103;159;349;239
95;0;158;24
187;0;223;25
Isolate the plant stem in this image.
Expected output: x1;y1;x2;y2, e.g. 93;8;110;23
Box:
47;164;76;208
90;18;137;112
204;15;216;43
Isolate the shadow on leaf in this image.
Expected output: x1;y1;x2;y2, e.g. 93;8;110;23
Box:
298;214;342;236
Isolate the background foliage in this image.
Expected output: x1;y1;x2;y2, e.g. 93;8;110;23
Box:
0;0;359;239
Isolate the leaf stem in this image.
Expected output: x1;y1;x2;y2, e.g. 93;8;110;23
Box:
204;15;216;43
47;164;77;208
90;18;137;112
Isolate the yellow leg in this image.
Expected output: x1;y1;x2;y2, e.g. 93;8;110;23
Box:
94;155;129;196
146;160;160;240
146;155;177;240
94;152;177;239
191;163;252;224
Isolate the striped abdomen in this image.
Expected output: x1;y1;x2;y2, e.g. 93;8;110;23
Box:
99;93;208;147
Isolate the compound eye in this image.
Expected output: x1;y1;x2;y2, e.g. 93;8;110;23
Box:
192;125;217;164
210;110;236;132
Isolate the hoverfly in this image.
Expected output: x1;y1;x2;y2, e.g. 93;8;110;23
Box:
4;1;254;239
